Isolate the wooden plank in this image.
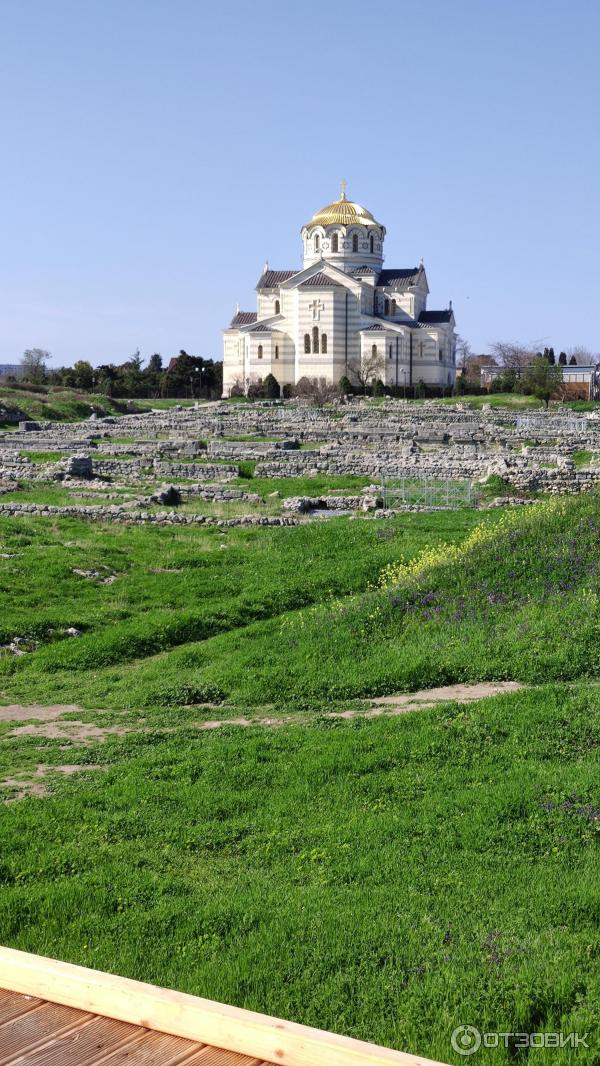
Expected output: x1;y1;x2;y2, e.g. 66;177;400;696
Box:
0;987;43;1024
0;947;449;1066
0;1001;92;1064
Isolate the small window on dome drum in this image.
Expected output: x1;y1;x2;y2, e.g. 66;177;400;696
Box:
384;299;389;315
352;234;358;253
275;300;280;315
315;234;320;252
369;235;374;253
332;234;339;253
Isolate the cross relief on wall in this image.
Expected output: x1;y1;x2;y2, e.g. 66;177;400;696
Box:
308;298;324;321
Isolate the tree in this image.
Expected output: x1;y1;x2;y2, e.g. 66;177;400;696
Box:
521;357;563;408
147;353;162;374
72;360;94;389
566;346;595;366
293;376;339;406
338;375;353;395
96;364;119;396
348;349;385;393
119;349;145;395
455;335;472;369
21;348;49;384
262;373;280;399
559;352;567;366
462;353;497;389
489;341;537;374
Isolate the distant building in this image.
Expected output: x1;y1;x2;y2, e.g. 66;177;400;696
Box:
480;363;599;400
223;185;457;396
0;363;24;379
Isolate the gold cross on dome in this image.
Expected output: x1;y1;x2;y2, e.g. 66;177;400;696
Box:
340;178;347;200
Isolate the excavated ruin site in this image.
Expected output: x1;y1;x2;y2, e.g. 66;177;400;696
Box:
1;399;598;524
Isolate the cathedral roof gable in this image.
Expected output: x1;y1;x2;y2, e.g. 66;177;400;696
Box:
256;269;298;290
280;259;363;294
418;309;454;324
229;311;257;327
377;267;429;294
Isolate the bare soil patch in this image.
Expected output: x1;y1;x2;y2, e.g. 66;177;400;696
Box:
1;763;105;802
0;704;84;723
0;682;526;744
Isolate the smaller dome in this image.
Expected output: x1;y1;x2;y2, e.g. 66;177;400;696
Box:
304;185;382;230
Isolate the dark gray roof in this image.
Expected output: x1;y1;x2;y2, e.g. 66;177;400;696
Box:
376;268;422;290
418;310;453;324
249;323;272;333
361;317;420;332
230;311;257;327
256;269;297;289
299;272;343;287
362;324;385;331
352;265;378;275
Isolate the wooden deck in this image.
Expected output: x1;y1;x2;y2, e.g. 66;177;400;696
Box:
0;947;449;1065
0;986;266;1064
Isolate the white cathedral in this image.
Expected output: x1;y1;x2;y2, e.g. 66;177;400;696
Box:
222;185;456;396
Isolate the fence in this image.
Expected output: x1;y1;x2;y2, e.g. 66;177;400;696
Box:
380;476;478;510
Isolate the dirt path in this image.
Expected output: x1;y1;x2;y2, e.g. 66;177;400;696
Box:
0;681;525;737
0;682;526;800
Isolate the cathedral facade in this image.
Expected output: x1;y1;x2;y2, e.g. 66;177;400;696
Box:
222;186;456;395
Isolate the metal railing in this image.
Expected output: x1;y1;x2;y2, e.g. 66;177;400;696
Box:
380;476;478;509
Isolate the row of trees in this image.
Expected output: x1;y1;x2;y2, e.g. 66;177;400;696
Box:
15;349;223;399
457;339;599;402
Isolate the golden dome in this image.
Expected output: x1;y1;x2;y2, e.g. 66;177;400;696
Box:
304;183;382;230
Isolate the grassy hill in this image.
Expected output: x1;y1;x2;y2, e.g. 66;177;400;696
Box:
3;495;599;711
1;497;600;1061
0;384;199;425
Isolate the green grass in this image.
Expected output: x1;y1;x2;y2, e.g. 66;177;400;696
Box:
572;449;596;468
414;393;545;409
0;510;485;708
0;685;598;1063
0;386;205;424
19;450;63;464
5;494;599;712
231;474;373;498
2;493;600;1060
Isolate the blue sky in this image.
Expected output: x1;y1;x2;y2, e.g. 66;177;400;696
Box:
1;0;599;366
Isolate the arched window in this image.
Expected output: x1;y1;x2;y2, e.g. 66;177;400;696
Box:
321;333;327;353
274;299;280;315
312;326;320;353
384;298;390;316
391;300;396;316
439;348;443;361
275;345;279;359
314;234;320;252
419;342;424;357
389;346;393;360
352;233;358;253
332;233;339;253
372;345;378;358
369;234;374;253
257;345;263;359
304;333;311;353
